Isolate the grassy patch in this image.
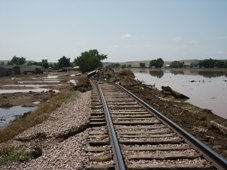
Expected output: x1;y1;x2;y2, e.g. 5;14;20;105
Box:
0;88;76;143
0;145;31;166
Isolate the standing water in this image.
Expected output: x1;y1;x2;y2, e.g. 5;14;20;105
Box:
132;69;227;119
0;106;36;128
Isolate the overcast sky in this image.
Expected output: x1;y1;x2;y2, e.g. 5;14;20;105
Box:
0;0;227;62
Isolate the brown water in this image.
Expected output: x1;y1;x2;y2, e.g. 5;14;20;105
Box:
132;69;227;119
0;106;36;128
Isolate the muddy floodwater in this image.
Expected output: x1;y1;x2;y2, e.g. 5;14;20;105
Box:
0;106;36;128
132;69;227;119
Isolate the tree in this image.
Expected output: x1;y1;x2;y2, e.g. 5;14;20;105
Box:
121;64;126;68
170;61;184;68
149;58;164;68
9;56;26;65
49;63;59;70
199;58;215;68
74;49;107;73
140;62;146;68
58;56;71;68
149;60;157;68
156;58;164;68
41;59;49;69
110;63;120;68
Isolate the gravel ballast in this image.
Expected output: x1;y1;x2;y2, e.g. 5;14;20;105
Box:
0;90;91;169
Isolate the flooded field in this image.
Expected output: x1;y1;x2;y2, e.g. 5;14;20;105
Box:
0;106;36;128
132;68;227;119
0;72;78;128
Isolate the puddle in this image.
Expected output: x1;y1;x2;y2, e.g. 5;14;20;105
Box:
3;84;62;87
18;80;60;84
0;89;59;94
46;75;59;79
0;106;36;128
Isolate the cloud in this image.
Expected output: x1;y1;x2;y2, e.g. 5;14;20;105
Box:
173;36;183;41
216;50;226;54
121;33;132;38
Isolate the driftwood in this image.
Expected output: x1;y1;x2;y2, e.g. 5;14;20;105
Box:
210;121;227;135
161;86;189;99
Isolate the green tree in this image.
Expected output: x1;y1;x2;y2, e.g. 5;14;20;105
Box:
140;62;146;68
149;58;164;68
121;64;126;68
170;61;184;68
49;63;59;70
110;63;120;68
74;49;107;73
58;56;71;69
214;60;224;68
41;59;49;69
149;59;157;68
9;56;26;65
156;58;164;68
199;58;215;68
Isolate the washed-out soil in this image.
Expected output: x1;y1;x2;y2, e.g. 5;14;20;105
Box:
0;92;56;107
0;72;82;107
124;83;227;159
97;68;227;159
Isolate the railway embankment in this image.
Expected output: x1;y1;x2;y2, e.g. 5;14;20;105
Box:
0;90;91;169
96;67;227;160
0;68;226;169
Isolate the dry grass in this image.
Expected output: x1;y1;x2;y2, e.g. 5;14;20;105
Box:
0;88;76;143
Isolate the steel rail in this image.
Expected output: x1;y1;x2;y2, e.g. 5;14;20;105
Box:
96;82;126;170
116;83;227;170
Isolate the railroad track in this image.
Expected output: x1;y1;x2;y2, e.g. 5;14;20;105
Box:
85;81;227;170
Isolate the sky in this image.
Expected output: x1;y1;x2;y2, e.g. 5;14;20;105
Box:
0;0;227;62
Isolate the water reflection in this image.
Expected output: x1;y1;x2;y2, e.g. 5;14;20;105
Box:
133;68;227;78
0;89;59;94
139;68;146;73
169;70;184;75
191;70;227;78
131;68;227;119
149;70;164;78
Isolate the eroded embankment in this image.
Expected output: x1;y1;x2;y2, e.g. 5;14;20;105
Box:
0;91;91;169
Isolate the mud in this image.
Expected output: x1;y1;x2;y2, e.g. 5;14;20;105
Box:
0;72;80;107
0;92;55;107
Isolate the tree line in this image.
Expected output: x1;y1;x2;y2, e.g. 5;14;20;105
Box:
3;49;107;73
4;54;227;73
169;59;227;68
139;58;165;68
138;58;227;69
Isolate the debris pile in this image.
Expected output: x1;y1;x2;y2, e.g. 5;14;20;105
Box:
74;75;92;92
